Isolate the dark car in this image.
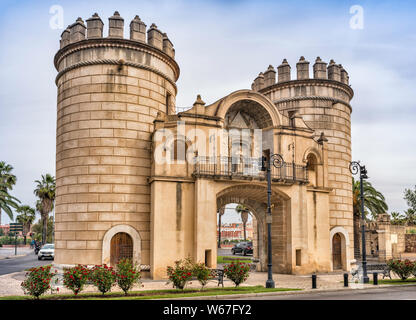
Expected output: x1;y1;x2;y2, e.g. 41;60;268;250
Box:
231;242;253;256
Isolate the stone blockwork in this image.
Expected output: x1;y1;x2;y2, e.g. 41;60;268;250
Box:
405;234;416;253
253;56;355;264
54;12;179;266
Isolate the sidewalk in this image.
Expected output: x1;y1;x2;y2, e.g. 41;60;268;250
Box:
0;247;33;260
0;269;406;298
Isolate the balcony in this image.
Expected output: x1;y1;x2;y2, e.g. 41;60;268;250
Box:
193;156;308;184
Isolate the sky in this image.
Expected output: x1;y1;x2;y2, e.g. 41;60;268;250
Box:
0;0;415;224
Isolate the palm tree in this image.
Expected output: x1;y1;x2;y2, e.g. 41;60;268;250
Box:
352;178;388;220
403;208;416;226
34;174;56;244
352;178;388;258
390;211;405;225
16;205;36;244
0;161;18;223
236;204;250;241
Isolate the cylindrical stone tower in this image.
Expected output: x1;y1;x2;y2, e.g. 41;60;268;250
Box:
252;56;355;266
54;12;179;267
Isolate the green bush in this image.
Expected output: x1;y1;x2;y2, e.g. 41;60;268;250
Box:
115;258;141;295
387;259;415;280
407;229;416;234
21;265;56;299
223;260;251;287
166;258;193;290
191;262;214;290
63;265;90;295
89;264;116;295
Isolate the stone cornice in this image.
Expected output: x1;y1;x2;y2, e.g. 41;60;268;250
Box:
259;78;354;100
54;38;180;81
272;95;352;112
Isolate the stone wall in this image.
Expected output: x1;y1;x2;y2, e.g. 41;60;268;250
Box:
405;234;416;253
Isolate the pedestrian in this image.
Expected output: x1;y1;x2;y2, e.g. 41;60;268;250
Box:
30;239;35;249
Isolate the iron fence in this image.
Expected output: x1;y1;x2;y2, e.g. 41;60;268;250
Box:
193;156;308;183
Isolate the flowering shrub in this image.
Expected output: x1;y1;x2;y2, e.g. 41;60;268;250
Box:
21;265;56;299
223;261;250;287
115;258;141;295
89;264;116;295
191;262;214;290
166;259;193;290
387;259;415;280
63;265;90;295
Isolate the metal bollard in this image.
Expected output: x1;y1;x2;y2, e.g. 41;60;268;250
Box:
312;274;317;289
344;273;349;287
373;272;378;285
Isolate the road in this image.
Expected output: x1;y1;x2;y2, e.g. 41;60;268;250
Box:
0;251;51;275
233;285;416;300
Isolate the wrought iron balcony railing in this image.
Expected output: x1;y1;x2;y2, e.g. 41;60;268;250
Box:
193;156;308;183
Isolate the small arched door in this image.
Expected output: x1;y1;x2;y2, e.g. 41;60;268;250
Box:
110;232;133;266
332;233;342;270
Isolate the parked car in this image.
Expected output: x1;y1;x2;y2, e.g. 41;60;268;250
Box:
38;243;55;260
231;242;253;256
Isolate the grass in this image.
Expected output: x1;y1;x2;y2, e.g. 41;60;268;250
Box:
0;285;301;300
217;255;252;264
369;277;416;285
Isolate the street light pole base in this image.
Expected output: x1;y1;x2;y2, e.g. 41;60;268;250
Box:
266;279;275;288
362;276;369;284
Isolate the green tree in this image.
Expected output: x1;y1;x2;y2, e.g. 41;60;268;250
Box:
31;217;54;244
0;161;19;223
353;178;388;220
352;178;388;258
390;211;405;225
34;174;56;244
16;205;36;244
404;186;416;225
235;204;250;241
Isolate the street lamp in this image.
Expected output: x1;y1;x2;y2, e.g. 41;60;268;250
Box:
349;161;369;284
261;153;284;288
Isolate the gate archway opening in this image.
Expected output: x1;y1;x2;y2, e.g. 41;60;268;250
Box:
216;184;290;273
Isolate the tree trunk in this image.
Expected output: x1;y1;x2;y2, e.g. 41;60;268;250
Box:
42;214;48;244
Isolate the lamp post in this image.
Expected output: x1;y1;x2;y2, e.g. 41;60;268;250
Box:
349;161;369;284
261;153;284;288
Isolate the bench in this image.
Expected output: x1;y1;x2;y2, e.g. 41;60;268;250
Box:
351;263;391;281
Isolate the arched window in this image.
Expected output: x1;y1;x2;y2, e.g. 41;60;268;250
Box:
306;153;318;186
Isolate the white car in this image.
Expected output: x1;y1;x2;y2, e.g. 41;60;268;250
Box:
38;243;55;260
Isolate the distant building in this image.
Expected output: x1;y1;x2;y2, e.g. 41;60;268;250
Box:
218;222;253;242
0;224;10;235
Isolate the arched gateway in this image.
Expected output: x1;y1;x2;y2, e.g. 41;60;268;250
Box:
53;12;354;280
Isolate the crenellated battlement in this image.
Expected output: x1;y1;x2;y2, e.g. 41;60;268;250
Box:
59;12;175;59
251;56;350;91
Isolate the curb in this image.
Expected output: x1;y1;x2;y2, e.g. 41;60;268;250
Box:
156;283;416;300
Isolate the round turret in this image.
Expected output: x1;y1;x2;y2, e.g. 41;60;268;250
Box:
54;12;179;266
252;56;354;262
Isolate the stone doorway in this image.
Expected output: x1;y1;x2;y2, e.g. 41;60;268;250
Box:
110;232;133;266
332;233;342;270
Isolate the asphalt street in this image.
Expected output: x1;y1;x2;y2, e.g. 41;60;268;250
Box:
233;285;416;300
0;251;51;275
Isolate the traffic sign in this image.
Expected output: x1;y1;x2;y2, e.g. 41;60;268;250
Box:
10;223;23;232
